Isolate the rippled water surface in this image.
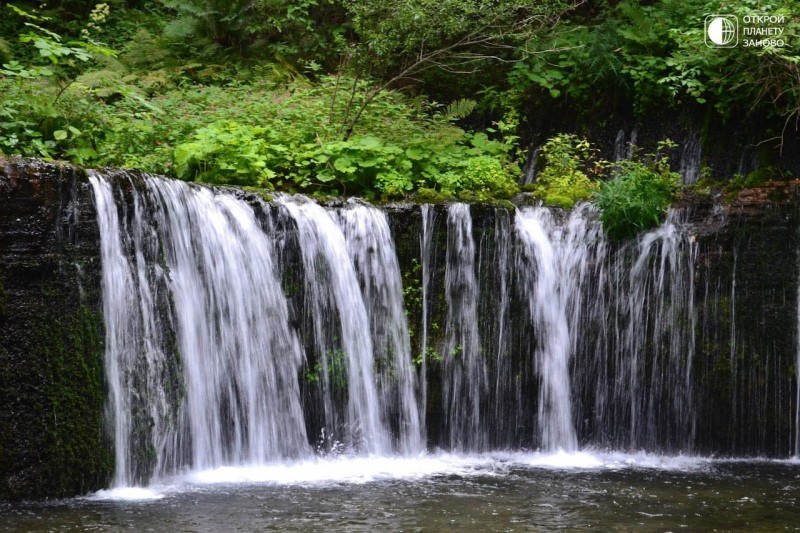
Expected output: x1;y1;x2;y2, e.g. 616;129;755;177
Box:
3;453;799;531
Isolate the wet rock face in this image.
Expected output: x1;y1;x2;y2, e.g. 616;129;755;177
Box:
0;159;112;500
691;192;800;457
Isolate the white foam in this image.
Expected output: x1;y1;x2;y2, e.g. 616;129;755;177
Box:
89;449;784;499
88;486;165;501
487;449;711;471
186;453;497;486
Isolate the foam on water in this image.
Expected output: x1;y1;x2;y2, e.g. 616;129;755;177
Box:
186;454;499;486
88;487;166;501
86;450;728;500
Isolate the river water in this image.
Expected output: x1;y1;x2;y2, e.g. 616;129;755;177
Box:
3;453;799;531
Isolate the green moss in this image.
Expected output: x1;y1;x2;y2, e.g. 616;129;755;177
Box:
35;302;112;495
412;187;451;204
0;283;112;500
242;186;274;202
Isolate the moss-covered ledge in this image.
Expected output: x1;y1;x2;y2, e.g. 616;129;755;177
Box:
0;157;112;500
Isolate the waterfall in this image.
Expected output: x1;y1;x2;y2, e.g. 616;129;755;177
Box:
488;210;515;447
521;146;541;185
91;174;310;484
339;200;422;454
419;204;437;443
91;173;141;486
680;127;702;185
596;210;697;451
147;179;309;469
796;254;800;457
613;129;627;162
276;195;389;454
627;127;638;159
442;204;486;450
87;171;800;489
515;205;602;451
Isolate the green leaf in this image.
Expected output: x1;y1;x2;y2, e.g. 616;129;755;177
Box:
333;157;356;173
53;130;67;141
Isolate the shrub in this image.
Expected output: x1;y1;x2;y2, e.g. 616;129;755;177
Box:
174;120;278;187
594;152;679;239
460;156;519;200
532;134;601;208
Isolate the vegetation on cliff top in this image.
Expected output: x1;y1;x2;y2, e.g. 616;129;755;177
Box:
0;0;796;232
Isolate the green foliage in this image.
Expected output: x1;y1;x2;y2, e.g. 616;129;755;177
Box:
349;0;569;76
594;142;680;239
306;348;348;390
156;0;348;66
159;76;518;199
458;156;519;201
511;0;800;126
532;134;601;208
174;120;277;186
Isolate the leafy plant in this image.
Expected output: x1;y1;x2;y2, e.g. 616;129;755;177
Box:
531;134;602;208
174;120;278;187
594;141;680;238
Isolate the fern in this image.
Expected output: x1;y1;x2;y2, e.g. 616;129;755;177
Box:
163;15;199;40
441;98;476;121
617;1;656;46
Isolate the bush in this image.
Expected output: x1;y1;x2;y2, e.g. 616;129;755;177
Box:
167;76;519;199
594;152;679;239
460;156;519;200
173;120;278;187
532;134;601;208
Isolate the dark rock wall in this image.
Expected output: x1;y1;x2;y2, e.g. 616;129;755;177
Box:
690;188;800;456
0;159;112;500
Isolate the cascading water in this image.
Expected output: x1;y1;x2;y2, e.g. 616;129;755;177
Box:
92;174;310;484
146;179;309;470
613;129;627;162
486;210;516;448
680;127;702;185
620;211;697;450
796;253;800;457
339;200;422;454
275;195;389;454
418;204;437;441
521;146;541;185
91;173;144;486
442;204;486;450
87;172;800;491
515;205;603;451
575;209;698;452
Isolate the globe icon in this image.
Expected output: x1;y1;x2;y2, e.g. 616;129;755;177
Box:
707;16;736;46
